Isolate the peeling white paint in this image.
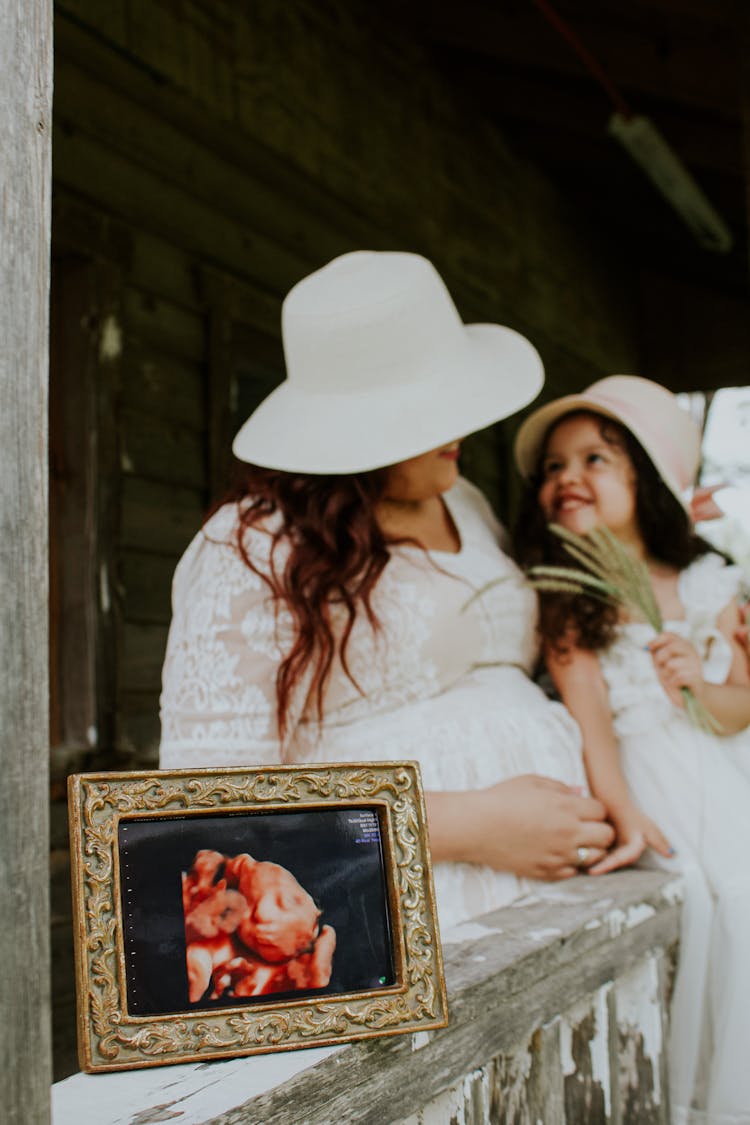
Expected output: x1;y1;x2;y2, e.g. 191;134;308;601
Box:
527;927;562;942
471;954;487;962
560;1019;576;1076
411;1031;431;1051
442;919;502;944
99;314;123;361
625;903;656;928
590;985;613;1117
615;955;663;1105
660;876;685;905
463;1067;491;1121
585;918;602;931
560;988;613;1115
606;901;655;937
420;1079;466;1125
497;1043;534;1121
86;726;97;748
608;907;628;936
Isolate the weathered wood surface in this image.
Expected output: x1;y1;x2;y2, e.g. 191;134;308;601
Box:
119;478;204;556
52;870;681;1125
0;0;54;1121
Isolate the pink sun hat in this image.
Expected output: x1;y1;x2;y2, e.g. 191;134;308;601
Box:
514;374;702;507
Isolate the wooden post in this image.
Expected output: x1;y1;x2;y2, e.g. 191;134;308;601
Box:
0;1;54;1122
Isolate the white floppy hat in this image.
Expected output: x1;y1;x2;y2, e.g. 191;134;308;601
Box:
514;374;702;505
232;251;544;473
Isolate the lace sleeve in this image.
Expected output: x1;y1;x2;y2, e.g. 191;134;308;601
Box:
159;509;308;770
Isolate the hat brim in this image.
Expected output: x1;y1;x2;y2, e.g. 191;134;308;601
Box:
232;324;543;474
514;393;623;480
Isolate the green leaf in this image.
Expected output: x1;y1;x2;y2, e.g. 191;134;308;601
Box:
529;564;619;596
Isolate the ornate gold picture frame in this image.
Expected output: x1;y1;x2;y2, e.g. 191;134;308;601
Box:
68;762;447;1072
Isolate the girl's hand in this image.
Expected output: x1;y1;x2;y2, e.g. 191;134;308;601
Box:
589;807;673;876
649;631;705;706
689;482;727;523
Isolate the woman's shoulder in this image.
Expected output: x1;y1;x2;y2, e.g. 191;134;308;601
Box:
446;476;509;552
172;502;284;600
200;502;242;544
448;476;502;528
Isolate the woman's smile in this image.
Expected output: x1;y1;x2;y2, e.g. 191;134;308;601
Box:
383;442;462;502
438;445;461;463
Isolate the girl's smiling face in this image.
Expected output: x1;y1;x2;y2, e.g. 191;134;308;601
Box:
538;413;642;548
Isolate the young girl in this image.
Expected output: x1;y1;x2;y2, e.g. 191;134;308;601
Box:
514;375;750;1125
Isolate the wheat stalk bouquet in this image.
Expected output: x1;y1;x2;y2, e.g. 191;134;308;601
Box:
529;523;722;734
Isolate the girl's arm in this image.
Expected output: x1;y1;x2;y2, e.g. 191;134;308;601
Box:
649;599;750;735
547;644;672;875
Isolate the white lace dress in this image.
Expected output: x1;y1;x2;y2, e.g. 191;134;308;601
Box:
160;477;586;927
598;553;750;1125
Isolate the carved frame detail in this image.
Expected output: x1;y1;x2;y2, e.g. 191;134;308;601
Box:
68;762;447;1071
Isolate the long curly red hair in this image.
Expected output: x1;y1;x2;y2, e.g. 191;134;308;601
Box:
214;462;396;739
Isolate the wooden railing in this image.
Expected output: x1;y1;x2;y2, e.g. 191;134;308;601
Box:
53;868;680;1125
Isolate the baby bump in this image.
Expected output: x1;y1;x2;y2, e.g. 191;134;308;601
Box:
303;666;585;793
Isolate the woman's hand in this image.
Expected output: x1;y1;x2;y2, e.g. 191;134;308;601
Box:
428;775;616;882
649;631;705;706
589;806;673;876
482;775;617;880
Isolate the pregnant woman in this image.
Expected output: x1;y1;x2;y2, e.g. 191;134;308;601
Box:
160;250;614;927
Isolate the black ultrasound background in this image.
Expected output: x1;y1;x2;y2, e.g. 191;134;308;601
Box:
118;806;395;1016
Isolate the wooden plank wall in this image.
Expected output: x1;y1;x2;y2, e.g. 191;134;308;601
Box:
49;0;644;1077
51;0;641;770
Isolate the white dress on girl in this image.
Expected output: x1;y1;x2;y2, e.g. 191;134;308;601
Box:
160;476;586;928
598;552;750;1125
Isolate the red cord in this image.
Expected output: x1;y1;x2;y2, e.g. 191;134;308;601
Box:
531;0;633;119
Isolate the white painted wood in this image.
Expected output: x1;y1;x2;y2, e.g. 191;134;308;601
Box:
52;1046;342;1125
0;0;54;1121
52;870;681;1125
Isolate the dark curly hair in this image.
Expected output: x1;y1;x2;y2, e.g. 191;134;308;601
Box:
211;462;399;739
513;411;714;653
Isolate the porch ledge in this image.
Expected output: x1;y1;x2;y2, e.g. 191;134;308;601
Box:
52;868;681;1125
